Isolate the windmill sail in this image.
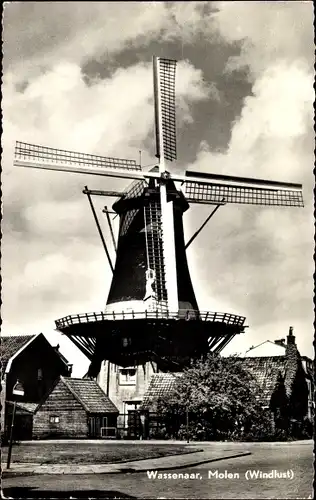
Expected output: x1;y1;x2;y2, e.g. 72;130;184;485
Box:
183;170;304;207
153;57;177;163
14;141;143;180
153;56;178;312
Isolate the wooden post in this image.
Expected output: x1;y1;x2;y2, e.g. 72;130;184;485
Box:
106;361;111;397
104;206;117;253
186;407;189;443
84;186;114;273
7;401;17;469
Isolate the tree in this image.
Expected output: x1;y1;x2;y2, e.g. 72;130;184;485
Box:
270;371;289;436
156;353;270;441
289;366;308;422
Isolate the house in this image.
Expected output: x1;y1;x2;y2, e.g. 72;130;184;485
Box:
1;333;72;439
97;359;158;417
241;327;314;424
141;372;180;412
300;356;314;420
33;376;119;439
139;372;181;439
139;327;312;438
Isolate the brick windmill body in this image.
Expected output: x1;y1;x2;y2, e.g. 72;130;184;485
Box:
14;57;304;422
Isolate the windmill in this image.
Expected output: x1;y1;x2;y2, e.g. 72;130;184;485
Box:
14;57;304;386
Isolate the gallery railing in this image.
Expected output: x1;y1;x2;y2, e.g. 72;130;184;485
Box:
55;309;246;329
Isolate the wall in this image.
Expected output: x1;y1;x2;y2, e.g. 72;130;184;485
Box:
33;379;87;439
98;360;157;413
1;374;7;433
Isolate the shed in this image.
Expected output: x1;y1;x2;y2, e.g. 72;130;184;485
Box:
33;376;119;439
5;402;38;440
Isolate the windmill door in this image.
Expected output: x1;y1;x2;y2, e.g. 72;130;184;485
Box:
127;410;141;439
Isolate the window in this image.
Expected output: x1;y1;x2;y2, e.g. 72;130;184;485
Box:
122;337;132;348
37;368;43;381
49;416;60;423
306;380;312;400
119;367;136;385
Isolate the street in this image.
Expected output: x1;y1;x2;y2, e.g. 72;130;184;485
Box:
3;442;313;499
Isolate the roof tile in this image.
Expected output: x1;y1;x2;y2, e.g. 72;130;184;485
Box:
141;358;290;410
62;377;118;414
241;356;287;406
141;372;182;410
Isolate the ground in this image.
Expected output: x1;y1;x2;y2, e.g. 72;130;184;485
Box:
2;441;196;464
3;441;313;499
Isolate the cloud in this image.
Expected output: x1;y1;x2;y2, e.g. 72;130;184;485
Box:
3;2;218;84
3;3;171;78
192;61;314;183
3;58;210;153
211;1;314;78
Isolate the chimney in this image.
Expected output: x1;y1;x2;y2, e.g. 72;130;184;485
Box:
54;344;60;351
287;326;296;345
274;338;286;346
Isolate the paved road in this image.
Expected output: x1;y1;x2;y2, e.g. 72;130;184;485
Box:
3;442;313;499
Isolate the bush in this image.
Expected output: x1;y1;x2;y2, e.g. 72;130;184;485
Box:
149;426;169;440
177;421;215;441
156;353;272;442
289;418;314;440
301;418;314;439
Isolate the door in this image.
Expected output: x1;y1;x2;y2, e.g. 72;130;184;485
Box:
88;416;108;438
127;410;141;439
88;416;96;437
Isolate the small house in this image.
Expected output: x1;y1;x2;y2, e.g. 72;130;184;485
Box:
33;376;119;439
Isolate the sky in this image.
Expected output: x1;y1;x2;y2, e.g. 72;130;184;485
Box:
2;1;314;377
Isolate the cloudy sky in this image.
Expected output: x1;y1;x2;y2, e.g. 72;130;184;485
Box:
2;1;314;377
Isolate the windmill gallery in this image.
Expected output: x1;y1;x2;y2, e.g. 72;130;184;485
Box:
13;57;305;438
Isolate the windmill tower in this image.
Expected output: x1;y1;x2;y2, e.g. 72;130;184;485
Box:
14;57;304;415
